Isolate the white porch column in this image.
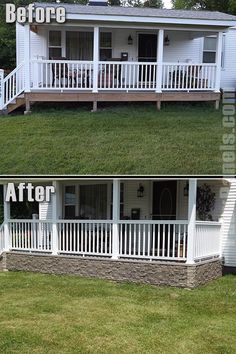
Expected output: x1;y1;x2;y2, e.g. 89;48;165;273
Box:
93;26;99;93
3;185;10;252
186;179;197;264
112;179;120;259
215;31;223;92
156;29;164;93
24;23;31;93
0;69;4;110
51;181;59;255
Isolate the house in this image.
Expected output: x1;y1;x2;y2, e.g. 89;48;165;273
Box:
0;177;235;288
1;1;236;114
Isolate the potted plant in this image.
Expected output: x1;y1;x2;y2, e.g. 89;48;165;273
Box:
197;184;216;221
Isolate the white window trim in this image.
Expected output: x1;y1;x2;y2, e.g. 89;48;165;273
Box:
202;34;225;70
48;30;63;58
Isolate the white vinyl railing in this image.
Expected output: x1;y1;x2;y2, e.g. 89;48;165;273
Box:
31;60;93;90
98;61;158;91
0;223;5;253
0;61;218;108
58;220;113;256
9;220;52;252
162;63;217;91
118;221;188;261
5;219;222;262
29;60;217;92
0;63;25;110
194;221;221;260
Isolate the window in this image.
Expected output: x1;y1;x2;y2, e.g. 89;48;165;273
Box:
64;186;76;219
110;183;124;219
66;31;93;60
203;36;217;63
100;32;112;60
49;31;62;58
80;184;107;220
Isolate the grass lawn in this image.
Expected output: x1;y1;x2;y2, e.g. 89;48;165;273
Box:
0;272;235;354
0;103;224;175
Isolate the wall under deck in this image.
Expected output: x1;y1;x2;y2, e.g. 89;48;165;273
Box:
5;252;222;288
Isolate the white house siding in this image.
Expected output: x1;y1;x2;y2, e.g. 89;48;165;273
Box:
16;24;47;65
112;29;138;61
221;180;236;267
123;180;152;219
17;26;203;64
163;31;202;63
221;28;236;90
31;27;47;60
39;201;52;220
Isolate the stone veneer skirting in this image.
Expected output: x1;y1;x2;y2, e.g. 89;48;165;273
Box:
2;252;223;288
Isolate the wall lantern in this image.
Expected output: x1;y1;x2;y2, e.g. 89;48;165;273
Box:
164;35;170;46
128;35;133;45
137;184;144;198
184;183;189;197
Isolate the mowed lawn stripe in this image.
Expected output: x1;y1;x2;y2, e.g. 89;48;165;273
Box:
0;104;223;174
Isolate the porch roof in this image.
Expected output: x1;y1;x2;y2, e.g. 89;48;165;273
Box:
35;3;236;27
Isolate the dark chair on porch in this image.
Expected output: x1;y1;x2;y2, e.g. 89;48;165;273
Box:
99;58;122;88
50;57;76;87
186;65;208;89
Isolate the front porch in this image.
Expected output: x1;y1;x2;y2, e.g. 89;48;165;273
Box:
0;177;230;287
0;22;224;112
0;179;223;264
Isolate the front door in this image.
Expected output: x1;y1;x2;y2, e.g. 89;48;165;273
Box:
152;181;177;220
138;34;157;86
152;181;177;257
138;34;157;62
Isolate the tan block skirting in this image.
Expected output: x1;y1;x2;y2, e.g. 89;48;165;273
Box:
3;252;223;288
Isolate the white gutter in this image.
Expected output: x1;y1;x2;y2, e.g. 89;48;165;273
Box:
65;13;236;28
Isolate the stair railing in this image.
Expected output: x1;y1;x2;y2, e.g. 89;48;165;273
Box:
0;63;25;110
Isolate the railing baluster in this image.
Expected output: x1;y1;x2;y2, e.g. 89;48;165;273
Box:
167;224;170;258
172;224;175;259
183;225;187;258
147;224;150;257
178;224;181;258
142;224;145;256
129;223;132;255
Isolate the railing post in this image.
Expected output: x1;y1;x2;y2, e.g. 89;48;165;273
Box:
3;185;10;252
219;217;223;258
156;29;164;93
93;26;99;93
187;179;197;264
24;23;31;92
215;31;223;92
51;181;59;255
112;179;120;259
0;69;4;110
